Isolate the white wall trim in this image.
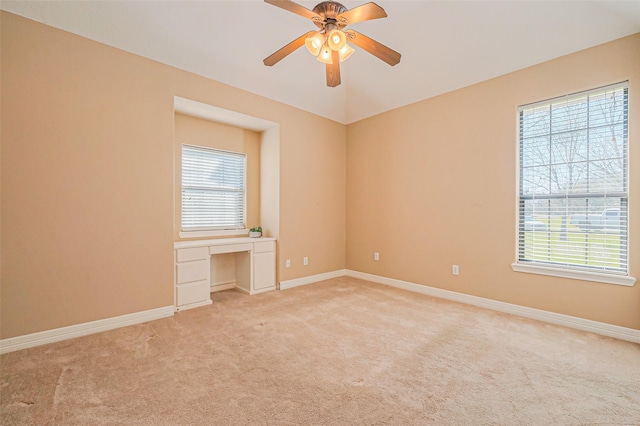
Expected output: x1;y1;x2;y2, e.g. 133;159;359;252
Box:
211;281;236;292
5;271;636;354
0;306;174;355
511;263;636;286
346;270;640;344
279;269;347;290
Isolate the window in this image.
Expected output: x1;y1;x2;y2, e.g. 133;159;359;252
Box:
181;145;246;232
515;82;634;285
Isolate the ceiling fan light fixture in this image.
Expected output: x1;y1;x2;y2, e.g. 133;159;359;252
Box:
263;0;401;87
338;44;354;62
317;45;333;64
327;29;347;51
305;32;325;56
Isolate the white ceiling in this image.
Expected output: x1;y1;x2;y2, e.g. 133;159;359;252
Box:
3;1;640;124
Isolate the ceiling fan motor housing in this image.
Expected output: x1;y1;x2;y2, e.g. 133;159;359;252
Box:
312;1;348;29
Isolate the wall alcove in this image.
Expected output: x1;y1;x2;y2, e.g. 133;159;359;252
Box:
173;97;281;285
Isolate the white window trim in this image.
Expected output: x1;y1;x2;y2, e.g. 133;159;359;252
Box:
179;229;249;239
514;82;633;286
511;263;636;287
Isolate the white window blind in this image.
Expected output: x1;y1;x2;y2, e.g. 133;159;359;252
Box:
517;82;629;275
182;145;246;231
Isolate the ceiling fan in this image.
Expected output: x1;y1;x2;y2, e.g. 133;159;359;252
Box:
263;0;401;87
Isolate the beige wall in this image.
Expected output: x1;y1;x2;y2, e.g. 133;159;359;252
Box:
1;10;637;340
0;12;346;339
346;33;640;329
173;113;261;239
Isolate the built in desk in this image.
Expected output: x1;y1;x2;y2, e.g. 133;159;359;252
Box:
173;237;276;311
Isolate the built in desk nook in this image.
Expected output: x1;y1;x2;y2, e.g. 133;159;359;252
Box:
173;237;276;311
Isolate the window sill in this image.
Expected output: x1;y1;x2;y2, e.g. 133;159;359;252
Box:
511;263;636;286
179;229;248;239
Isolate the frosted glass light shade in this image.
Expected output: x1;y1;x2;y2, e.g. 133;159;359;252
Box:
317;45;333;64
338;44;354;62
305;32;325;56
327;30;347;51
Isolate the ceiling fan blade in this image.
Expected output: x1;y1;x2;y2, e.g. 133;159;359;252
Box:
337;2;387;26
263;31;315;66
326;50;341;87
345;30;401;66
264;0;321;21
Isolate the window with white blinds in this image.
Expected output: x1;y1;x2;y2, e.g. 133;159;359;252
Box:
517;82;629;277
181;145;246;231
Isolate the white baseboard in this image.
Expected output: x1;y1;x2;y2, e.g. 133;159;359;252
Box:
4;271;636;354
0;306;174;354
347;270;640;344
250;286;278;295
211;281;236;292
279;269;347;290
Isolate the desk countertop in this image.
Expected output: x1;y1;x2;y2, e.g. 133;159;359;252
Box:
174;236;276;249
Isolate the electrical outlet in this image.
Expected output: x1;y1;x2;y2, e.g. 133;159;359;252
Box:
286;259;291;268
452;264;459;275
303;257;309;266
374;252;380;261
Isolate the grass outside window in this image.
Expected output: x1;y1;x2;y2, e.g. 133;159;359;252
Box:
522;216;622;271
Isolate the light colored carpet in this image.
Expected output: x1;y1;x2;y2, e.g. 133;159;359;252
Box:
1;277;639;425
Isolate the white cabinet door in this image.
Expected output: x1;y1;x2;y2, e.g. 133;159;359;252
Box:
176;281;210;307
253;251;275;291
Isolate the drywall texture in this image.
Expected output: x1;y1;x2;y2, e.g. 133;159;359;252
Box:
174;114;261;240
1;9;635;340
0;12;346;339
347;33;640;330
